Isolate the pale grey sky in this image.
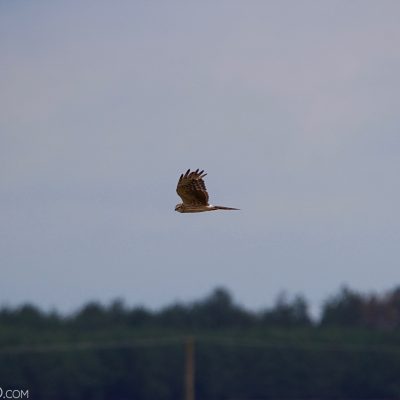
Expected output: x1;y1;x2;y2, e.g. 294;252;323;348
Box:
1;1;400;315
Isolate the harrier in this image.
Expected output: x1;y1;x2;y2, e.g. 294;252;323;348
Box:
175;169;239;213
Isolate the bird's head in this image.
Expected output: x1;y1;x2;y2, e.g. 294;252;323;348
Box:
175;203;185;213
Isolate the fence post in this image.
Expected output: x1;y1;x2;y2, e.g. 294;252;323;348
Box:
184;336;195;400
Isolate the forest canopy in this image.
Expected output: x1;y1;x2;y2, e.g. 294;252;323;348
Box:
1;286;400;400
2;285;400;330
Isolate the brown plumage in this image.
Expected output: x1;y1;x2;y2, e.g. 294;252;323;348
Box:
175;169;239;213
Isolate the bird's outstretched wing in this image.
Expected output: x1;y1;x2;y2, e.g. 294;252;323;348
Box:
176;169;209;206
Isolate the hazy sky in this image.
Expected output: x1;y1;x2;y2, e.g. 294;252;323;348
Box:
1;1;400;315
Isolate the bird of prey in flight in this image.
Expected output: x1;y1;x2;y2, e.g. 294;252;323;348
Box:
175;169;239;213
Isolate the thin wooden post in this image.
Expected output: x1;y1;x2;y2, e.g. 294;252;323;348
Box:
184;336;195;400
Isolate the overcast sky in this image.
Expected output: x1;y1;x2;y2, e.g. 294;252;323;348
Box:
1;1;400;315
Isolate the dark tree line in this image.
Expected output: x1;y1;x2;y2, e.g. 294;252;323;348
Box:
2;285;400;330
321;286;400;329
1;286;400;400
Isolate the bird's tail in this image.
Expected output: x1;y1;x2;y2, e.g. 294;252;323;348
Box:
214;205;240;211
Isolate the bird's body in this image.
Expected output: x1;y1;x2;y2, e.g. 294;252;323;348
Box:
175;169;239;213
175;204;239;213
